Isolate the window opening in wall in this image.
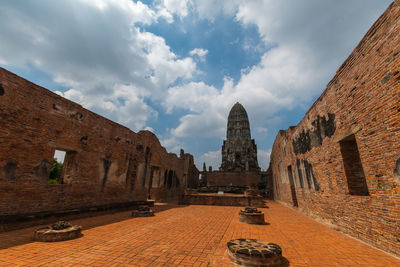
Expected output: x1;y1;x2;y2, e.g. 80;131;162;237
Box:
235;153;240;161
51;149;77;185
296;161;304;189
101;158;112;192
304;168;312;189
171;171;176;187
164;170;168;185
130;165;137;192
148;167;154;199
175;173;180;187
155;168;162;187
339;134;369;196
167;170;173;188
287;165;298;207
48;150;66;184
142;147;150;188
125;157;137;192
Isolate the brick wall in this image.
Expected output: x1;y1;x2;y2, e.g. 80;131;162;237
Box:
0;68;198;215
181;194;265;207
203;171;259;187
270;1;400;256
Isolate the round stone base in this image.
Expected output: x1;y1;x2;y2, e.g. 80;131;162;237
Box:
227;239;282;267
131;210;154;217
34;225;82;242
244;189;260;197
239;212;265;225
239;207;265;225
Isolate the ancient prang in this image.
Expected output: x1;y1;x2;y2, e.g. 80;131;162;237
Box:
220;102;260;172
183;102;269;208
197;103;272;198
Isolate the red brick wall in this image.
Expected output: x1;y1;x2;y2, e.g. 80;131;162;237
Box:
270;1;400;256
203;171;259;187
0;68;198;215
182;194;264;207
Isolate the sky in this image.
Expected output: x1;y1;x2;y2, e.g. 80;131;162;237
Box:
0;0;392;170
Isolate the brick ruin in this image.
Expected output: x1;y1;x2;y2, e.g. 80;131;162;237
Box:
0;0;399;260
221;102;260;172
184;103;269;207
200;102;269;195
269;1;400;256
0;67;199;218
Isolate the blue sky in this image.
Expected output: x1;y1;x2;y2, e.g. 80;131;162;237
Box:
0;0;392;170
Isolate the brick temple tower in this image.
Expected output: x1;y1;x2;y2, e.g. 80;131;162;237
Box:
220;102;260;172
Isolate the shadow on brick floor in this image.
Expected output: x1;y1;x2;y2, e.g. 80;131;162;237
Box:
0;201;188;250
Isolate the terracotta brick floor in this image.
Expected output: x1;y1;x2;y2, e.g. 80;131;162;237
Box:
0;201;399;266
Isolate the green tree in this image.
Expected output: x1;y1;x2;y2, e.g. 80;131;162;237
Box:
48;158;63;184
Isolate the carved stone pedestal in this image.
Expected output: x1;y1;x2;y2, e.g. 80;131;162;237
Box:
227;239;282;267
239;207;265;225
132;205;154;217
34;221;82;242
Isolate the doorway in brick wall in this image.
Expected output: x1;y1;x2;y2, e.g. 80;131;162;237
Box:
287;165;298;207
48;150;66;184
339;134;369;196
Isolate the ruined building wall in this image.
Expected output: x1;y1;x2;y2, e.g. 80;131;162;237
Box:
270;1;400;256
0;68;198;215
203;171;259;188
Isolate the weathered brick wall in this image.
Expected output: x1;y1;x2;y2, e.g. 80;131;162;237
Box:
181;193;265;207
264;166;273;199
270;1;400;256
203;171;259;187
0;68;198;215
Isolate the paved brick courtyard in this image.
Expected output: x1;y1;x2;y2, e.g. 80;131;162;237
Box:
0;202;399;266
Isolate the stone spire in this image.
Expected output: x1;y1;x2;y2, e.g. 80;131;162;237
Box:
220;102;260;172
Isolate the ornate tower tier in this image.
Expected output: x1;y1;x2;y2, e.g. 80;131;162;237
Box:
220;102;260;172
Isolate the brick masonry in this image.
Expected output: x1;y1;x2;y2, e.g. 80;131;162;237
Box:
182;193;265;207
202;171;259;187
0;68;199;216
0;203;399;266
269;1;400;256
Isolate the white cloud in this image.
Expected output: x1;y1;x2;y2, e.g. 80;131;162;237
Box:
157;0;191;20
144;126;154;132
160;136;183;154
164;80;232;138
257;149;271;170
166;0;391;141
164;81;218;113
81;0;157;25
0;0;391;161
189;48;208;57
235;0;392;88
189;48;208;62
255;127;268;135
196;149;221;171
156;0;242;22
172;111;226;138
54;150;66;163
193;0;242;22
0;0;196;131
165;44;318;138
